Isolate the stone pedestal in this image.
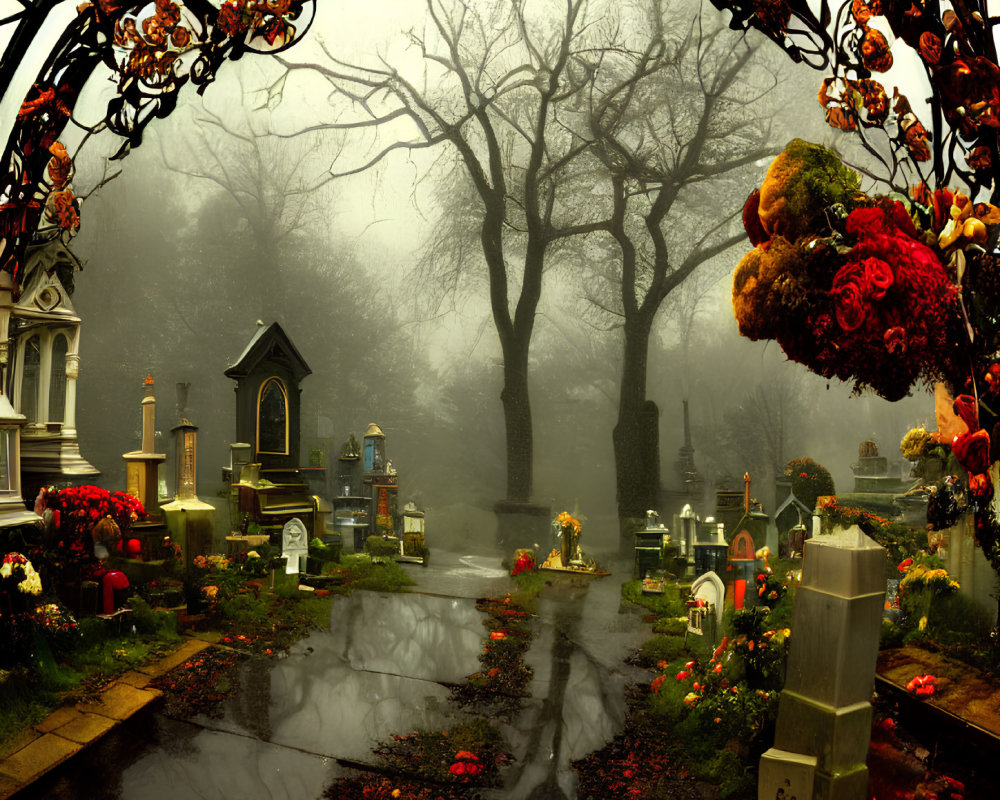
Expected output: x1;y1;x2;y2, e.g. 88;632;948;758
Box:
162;498;215;573
759;525;885;800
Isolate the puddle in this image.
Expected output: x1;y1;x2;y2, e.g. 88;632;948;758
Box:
34;551;648;799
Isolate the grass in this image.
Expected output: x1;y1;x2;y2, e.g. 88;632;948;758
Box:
323;553;415;594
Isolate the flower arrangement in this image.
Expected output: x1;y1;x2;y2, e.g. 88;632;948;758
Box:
820;497;928;567
734;140;968;403
40;485;146;561
31;602;77;632
784;456;835;512
511;549;535;576
898;556;960;595
0;552;42;596
715;1;1000;581
900;426;934;462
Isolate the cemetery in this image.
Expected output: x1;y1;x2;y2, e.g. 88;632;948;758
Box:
4;1;1000;800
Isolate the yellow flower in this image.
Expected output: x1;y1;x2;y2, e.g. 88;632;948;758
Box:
918;616;928;631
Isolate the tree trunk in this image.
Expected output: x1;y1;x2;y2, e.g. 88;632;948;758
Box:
613;315;660;520
500;336;533;503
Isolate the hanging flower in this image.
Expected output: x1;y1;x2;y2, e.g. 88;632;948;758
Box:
1;553;42;595
860;28;893;73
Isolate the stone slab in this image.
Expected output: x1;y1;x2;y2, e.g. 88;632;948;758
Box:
75;682;160;721
33;706;83;734
137;638;211;677
0;733;80;785
0;772;21;799
0;726;39;761
51;712;117;744
118;670;153;688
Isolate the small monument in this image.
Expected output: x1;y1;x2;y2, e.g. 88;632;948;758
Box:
727;530;757;610
12;241;99;499
687;570;725;649
161;393;215;572
399;502;427;563
122;374;166;520
0;271;39;527
282;517;309;575
634;509;671;580
693;519;728;576
759;524;886;800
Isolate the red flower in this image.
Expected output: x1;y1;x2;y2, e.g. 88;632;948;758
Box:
832;278;866;331
676;670;689;681
897;557;913;573
953;394;980;431
952;428;991;475
650;675;666;694
905;673;936;697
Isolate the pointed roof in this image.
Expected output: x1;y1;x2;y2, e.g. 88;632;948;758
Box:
224;322;312;382
15;241;82;321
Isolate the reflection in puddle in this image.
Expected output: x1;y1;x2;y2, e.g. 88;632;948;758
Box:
36;553;648;799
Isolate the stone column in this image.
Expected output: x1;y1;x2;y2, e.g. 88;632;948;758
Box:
758;524;885;800
37;329;51;424
63;350;79;434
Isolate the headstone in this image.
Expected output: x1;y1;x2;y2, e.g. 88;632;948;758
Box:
688;570;725;647
282;517;309;575
759;524;885;800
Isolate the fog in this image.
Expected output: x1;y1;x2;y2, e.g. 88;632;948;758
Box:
48;0;934;551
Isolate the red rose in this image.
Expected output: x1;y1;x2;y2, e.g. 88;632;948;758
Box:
862;257;894;299
833;280;866;331
953;428;992;475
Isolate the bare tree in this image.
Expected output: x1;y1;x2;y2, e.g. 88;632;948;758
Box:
567;4;780;521
271;0;630;505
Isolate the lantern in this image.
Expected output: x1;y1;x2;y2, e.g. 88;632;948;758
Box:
363;422;386;473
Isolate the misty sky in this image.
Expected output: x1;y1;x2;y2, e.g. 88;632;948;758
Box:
2;1;944;526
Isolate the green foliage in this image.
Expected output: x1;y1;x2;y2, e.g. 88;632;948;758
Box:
634;635;687;668
0;668;54;753
126;596;179;637
511;570;546;612
781;138;862;224
822;502;927;567
366;535;400;558
621;580;685;618
652;616;687;635
327;555;414;594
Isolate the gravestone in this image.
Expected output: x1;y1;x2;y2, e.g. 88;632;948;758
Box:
282;517;309;575
688;570;725;648
759;524;885;800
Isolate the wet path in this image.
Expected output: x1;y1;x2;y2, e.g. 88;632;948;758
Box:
28;550;648;799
